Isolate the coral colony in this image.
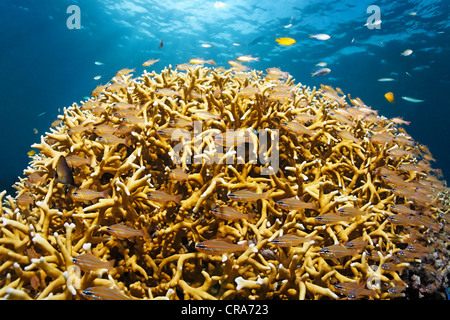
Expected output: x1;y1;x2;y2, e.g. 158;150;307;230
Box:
0;64;449;300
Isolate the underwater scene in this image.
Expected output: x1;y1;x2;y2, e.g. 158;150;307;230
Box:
0;0;449;301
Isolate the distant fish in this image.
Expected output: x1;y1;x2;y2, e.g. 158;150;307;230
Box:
283;23;292;28
377;78;396;82
201;43;215;48
159;39;163;49
309;33;331;40
27;149;37;157
237;55;259;62
189;58;216;65
211;206;255;221
37;111;46;117
93;75;102;80
116;68;135;76
275;37;296;46
55;155;75;186
402;96;424;103
142;58;160;67
94;61;105;66
384;92;394;103
311;68;331;76
33;128;38;134
232;42;242;46
315;62;327;67
401;49;413;56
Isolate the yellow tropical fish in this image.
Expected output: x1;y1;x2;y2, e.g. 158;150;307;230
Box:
71;188;111;202
116;68;135;76
275;37;296;46
384;91;394;103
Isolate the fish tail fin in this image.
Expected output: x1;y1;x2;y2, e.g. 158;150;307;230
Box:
124;134;132;147
107;259;115;270
248;212;257;221
141;228;151;242
311;73;316;77
102;187;112;198
174;194;183;205
209;59;217;65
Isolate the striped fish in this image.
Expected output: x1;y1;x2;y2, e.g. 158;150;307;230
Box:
96;134;131;147
120;115;145;125
276;197;318;211
390;204;419;215
281;121;315;136
344;238;367;251
227;189;272;202
71;188;110;202
315;213;350;224
16;192;34;207
369;132;394;144
92;123;117;135
65;155;92;167
147;190;182;205
387;214;420;226
191;110;221;120
211;206;255;221
72;253;114;272
169;167;190;182
81;286;132;300
106;224;146;240
337;206;366;216
213;131;249;147
319;244;357;260
195;238;248;255
169;118;194;128
270;234;314;247
111;102;137;109
113;109;139;117
115;124;133;135
67;125;92;135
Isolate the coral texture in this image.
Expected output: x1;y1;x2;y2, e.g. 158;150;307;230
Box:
0;65;449;300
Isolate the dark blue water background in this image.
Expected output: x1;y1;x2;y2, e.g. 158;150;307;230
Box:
0;0;448;196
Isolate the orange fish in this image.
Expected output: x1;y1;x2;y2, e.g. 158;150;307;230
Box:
72;253;114;272
82;286;132;300
384;92;394;103
147;190;182;205
106;224;147;241
270;234;314;247
71;188;111;202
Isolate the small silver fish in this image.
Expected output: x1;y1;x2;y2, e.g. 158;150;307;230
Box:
311;68;331;77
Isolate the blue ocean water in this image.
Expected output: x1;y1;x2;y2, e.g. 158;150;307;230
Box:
0;0;448;196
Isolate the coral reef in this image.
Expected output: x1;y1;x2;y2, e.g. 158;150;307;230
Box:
0;65;449;300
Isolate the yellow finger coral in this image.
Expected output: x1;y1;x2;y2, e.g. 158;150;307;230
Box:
0;65;449;300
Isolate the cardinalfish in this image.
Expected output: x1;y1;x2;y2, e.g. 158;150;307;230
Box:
281;121;315;136
387;214;420;226
116;68;135;76
266;90;294;102
238;86;260;97
82;286;132;300
92;123;117;135
319;244;358;261
344;238;368;252
169;117;193;128
156;127;190;140
120;115;145;125
270;234;314;247
227;189;272;202
369;132;394;144
189;58;216;65
315;213;350;225
211;206;255;221
228;60;249;71
106;224;147;241
334;282;376;299
55;155;75;186
147;190;182;205
195;238;248;255
96;134;131;147
67;124;93;135
142;58;159;67
213;131;249;147
337;206;367;217
155;88;181;97
26;172;45;186
16;192;34;207
169;167;190;182
65;155;92;167
191;110;221;121
111;102;137;109
311;68;331;77
113;108;139;118
71;188;111;202
390;204;419;215
276;197;318;211
72;253;114;272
